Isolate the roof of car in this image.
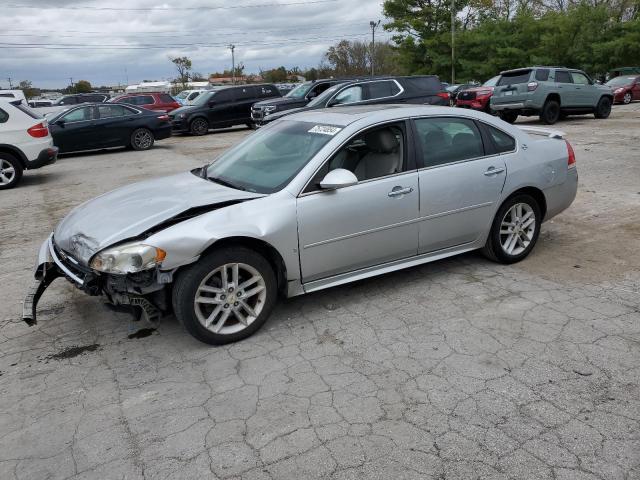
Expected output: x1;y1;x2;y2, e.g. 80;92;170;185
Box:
284;104;469;126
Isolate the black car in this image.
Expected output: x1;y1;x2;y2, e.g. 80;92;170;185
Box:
169;84;281;135
251;79;344;123
49;103;171;153
261;76;449;125
52;93;110;106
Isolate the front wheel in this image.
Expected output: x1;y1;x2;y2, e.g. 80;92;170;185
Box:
190;117;209;136
172;247;277;345
594;96;612;119
499;111;518;124
623;92;632;104
481;194;542;264
130;128;154;150
0;153;23;190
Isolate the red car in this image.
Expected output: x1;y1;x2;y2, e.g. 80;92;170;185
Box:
606;75;640;104
455;76;500;113
110;92;181;112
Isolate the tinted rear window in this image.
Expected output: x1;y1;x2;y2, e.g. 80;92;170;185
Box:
160;94;175;103
497;70;532;86
0;108;8;123
402;76;442;92
368;80;401;99
554;71;572;83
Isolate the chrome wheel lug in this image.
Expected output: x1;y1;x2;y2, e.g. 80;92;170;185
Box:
220;294;226;300
228;287;234;293
234;301;239;307
224;303;229;309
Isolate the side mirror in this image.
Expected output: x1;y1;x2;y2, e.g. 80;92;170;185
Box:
319;168;358;190
55;119;66;127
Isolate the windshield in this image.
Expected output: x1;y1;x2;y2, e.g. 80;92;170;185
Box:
192;91;216;106
285;82;312;98
606;76;637;87
176;91;190;99
307;84;344;107
483;76;500;87
205;120;338;193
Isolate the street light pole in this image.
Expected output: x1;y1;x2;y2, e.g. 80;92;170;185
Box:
369;20;380;77
451;0;455;84
229;44;236;85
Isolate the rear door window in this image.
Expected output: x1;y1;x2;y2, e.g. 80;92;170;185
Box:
235;86;256;100
402;76;442;93
497;70;532;86
414;117;485;168
332;85;364;105
59;96;78;105
61;106;93;122
367;80;400;99
136;95;155;105
554;71;573;83
212;89;235;103
97;104;127;118
160;93;176;103
535;69;550;81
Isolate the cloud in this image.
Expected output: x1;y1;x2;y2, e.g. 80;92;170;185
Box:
0;0;389;89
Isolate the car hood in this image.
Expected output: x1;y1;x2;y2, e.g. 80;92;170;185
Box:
54;171;262;264
169;105;199;116
253;97;306;109
264;106;306;123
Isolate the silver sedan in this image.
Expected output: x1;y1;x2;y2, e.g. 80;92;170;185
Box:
24;105;578;344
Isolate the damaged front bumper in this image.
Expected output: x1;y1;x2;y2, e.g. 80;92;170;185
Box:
23;234;168;327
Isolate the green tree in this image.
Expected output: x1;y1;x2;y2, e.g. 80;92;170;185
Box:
18;80;38;99
261;66;288;83
75;80;92;93
171;56;192;88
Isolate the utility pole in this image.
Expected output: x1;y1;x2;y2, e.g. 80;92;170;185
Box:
7;77;13;89
369;20;380;77
229;44;236;85
69;77;74;93
451;0;455;84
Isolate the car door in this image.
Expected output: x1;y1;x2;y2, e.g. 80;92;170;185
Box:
233;86;257;123
50;106;97;152
553;70;576;106
570;71;596;107
412;116;507;253
296;121;420;282
94;104;132;147
207;89;236;126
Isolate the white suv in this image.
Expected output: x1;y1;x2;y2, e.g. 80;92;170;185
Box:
0;99;58;189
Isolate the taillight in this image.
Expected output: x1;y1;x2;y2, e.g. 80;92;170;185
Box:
157;114;170;121
527;81;538;91
437;92;450;100
566;140;576;169
27;122;49;138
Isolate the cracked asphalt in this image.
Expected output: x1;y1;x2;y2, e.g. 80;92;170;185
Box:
1;104;639;479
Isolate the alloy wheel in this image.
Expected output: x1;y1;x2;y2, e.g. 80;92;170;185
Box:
624;93;632;104
192;119;208;135
194;263;267;335
0;159;16;185
134;130;153;149
499;203;536;256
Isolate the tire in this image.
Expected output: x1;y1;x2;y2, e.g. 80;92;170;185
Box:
246;122;257;130
540;99;560;125
499;111;518;124
0;153;23;190
481;194;542;264
190;117;209;136
623;92;632;104
594;96;612;119
130;128;154;151
172;246;278;345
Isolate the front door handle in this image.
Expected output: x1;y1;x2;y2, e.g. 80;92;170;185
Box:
484;167;505;176
388;186;413;197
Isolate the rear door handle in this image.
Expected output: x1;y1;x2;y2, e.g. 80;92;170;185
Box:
388;186;413;197
484;167;505;176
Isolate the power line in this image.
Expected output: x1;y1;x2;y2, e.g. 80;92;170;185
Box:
5;0;339;11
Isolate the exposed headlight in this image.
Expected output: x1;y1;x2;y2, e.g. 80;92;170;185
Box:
90;242;166;274
264;105;277;113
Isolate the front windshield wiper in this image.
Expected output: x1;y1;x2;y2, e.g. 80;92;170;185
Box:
206;174;247;191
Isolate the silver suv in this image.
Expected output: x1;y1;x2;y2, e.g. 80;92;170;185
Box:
490;66;614;124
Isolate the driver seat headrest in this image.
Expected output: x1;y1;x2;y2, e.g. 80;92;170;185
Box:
364;129;399;154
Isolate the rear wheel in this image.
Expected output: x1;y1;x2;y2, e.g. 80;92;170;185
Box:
190;117;209;136
499;111;518;124
172;247;277;345
130;128;154;150
594;96;612;119
623;92;632;104
482;194;541;264
540;99;560;124
246;122;257;130
0;153;23;190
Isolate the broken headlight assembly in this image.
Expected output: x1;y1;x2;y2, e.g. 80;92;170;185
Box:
90;242;166;275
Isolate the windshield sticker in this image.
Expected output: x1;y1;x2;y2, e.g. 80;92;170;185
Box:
308;125;342;136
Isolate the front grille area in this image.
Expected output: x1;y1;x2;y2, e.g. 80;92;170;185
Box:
458;91;476;101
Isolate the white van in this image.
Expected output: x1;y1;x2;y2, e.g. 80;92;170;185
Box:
175;89;208;105
0;90;27;103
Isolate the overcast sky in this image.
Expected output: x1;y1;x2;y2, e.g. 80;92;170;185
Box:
1;0;389;89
